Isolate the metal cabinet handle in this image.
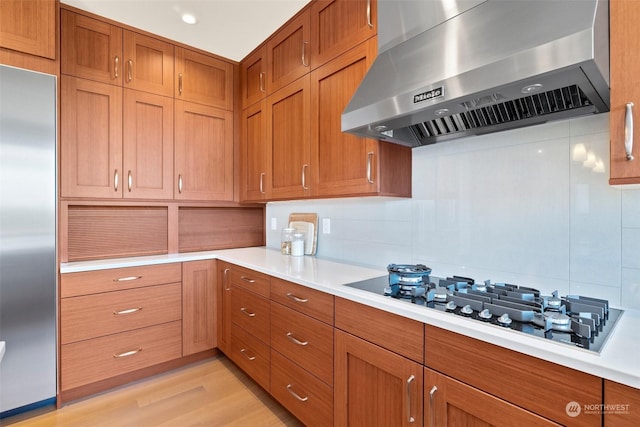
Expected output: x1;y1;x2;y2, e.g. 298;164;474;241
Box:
113;347;142;358
302;41;309;67
240;348;256;361
429;385;438;427
223;268;230;291
113;169;119;192
113;275;142;282
286;292;308;303
259;172;266;194
127;170;132;192
366;152;374;183
367;0;373;28
178;174;183;194
625;102;635;161
179;73;183;95
286;384;308;402
286;332;308;346
407;374;416;423
113;307;142;315
240;307;256;317
240;276;255;283
259;72;266;93
302;164;309;190
127;59;133;82
114;56;119;79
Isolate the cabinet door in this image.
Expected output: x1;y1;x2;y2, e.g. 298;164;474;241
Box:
0;0;55;59
334;330;423;427
266;9;311;94
123;30;174;97
175;47;234;110
174;100;234;201
267;75;311;200
311;38;378;197
310;0;377;69
610;0;640;184
217;263;232;354
424;368;560;427
61;75;123;198
241;100;269;202
123;89;174;199
61;10;123;85
241;45;267;108
183;260;216;356
604;380;640;426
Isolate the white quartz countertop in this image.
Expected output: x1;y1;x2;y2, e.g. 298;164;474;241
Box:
60;247;640;389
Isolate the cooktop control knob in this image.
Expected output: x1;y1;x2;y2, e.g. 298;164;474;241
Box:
497;313;512;326
445;300;456;310
461;304;473;315
478;308;492;319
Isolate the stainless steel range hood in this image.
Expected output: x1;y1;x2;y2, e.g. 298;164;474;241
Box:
341;0;610;148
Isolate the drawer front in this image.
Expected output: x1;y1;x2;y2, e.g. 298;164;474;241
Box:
61;321;182;391
231;285;270;343
61;283;182;344
271;350;333;427
230;324;270;392
270;301;333;385
335;297;424;364
228;265;270;297
61;263;182;298
270;277;334;324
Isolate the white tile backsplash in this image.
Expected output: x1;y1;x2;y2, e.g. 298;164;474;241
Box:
266;113;640;310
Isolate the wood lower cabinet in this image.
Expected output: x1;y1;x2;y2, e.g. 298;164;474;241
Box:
217;262;232;354
0;0;55;60
182;260;217;356
175;47;234;110
604;380;640;426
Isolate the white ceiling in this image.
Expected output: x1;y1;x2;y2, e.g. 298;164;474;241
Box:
61;0;311;62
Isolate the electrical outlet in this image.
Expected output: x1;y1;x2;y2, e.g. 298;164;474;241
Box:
322;218;331;234
271;217;277;230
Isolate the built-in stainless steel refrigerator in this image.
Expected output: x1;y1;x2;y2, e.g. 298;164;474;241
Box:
0;65;57;415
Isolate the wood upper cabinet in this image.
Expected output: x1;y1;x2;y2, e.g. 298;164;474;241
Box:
267;74;311;200
610;0;640;184
266;8;311;94
174;100;234;201
183;260;217;356
175;47;234;110
61;10;123;85
241;100;269;202
424;368;560;427
123;30;174;96
123;89;174;199
0;0;55;59
334;329;423;427
61;75;123;198
604;380;640;426
241;45;267;109
310;0;377;69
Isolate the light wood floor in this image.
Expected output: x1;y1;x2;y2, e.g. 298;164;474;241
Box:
2;356;304;427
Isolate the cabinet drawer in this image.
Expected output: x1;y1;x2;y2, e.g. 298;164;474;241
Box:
61;263;182;298
228;265;270;297
270;277;334;324
335;297;424;364
230;324;270;392
270;301;333;385
271;350;333;427
61;283;182;344
231;286;270;344
61;321;182;391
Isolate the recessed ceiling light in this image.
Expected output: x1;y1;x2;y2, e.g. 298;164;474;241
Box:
182;13;197;24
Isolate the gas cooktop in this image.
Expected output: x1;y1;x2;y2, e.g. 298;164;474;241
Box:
345;265;623;354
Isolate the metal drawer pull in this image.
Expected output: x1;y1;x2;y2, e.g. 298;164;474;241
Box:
367;0;373;28
286;332;308;346
286;292;308;303
240;307;256;317
625;102;635;161
240;276;256;283
113;276;142;282
127;59;133;82
286;384;308;402
301;41;309;67
114;56;119;78
113;307;142;315
240;348;255;361
223;268;231;291
407;374;416;423
366;152;374;183
429;385;438;427
113;347;142;358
